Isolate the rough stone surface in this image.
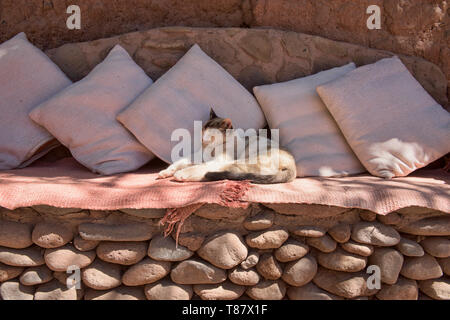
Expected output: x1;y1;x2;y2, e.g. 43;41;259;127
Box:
120;208;166;219
369;248;404;285
282;255;317;287
19;265;53;286
145;279;193;300
246;228;289;249
378;212;402;225
328;223;351;243
317;248;367;273
228;267;260;286
292;226;326;238
173;232;205;252
171;259;227;285
97;241;147;265
352;222;401;246
396;237;425;257
419;278;450;300
78;223;152;241
122;257;171;286
313;268;378;299
148;236;194;262
32;223;73;249
401;254;443;280
0;280;34;300
82;259;122;290
256;254;282;280
73;236;99;252
194;281;245;300
0;221;33;249
198;232;247;269
240;251;259;270
307;235;337;253
376;277;418;300
341;241;374;257
0;263;24;282
34;280;81;300
246;280;286;300
243;211;275;231
44;245;95;271
420;237;450;258
359;210;377;222
398;217;450;236
274;239;309;262
85;286;146;300
438;257;450;276
0;246;45;267
194;204;251;220
287;282;342;300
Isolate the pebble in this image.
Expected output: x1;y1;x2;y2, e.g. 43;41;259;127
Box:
97;241;147;265
122;257;171;286
32;223;73;249
0;280;34;300
400;254;443;280
398;216;450;236
420;237;450;258
359;210;377;221
171;259;227;285
0;221;33;249
245;228;289;249
44;244;95;271
292;226;326;238
282;254;317;287
198;232;247;269
317;248;367;272
376;277;418;300
194;281;245;300
396;237;424;257
351;221;400;246
73;236;99;252
274;240;309;262
0;246;45;267
85;286;146;300
228;267;260;286
0;262;24;282
240;251;259;269
148;235;194;262
256;254;282;280
246;280;286;300
78;223;152;241
418;278;450;300
34;279;81;300
438;257;450;276
287;282;343;300
243;211;274;231
174;232;205;252
145;279;193;300
377;212;401;225
369;248;404;284
306;235;336;253
341;241;374;257
19;265;53;286
328;223;351;243
82;259;122;290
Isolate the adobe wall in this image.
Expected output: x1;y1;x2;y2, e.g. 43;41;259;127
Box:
1;0;448;105
1;205;449;300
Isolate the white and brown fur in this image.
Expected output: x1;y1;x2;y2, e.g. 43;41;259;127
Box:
158;111;296;184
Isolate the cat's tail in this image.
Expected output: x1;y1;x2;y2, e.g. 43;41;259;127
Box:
204;167;296;184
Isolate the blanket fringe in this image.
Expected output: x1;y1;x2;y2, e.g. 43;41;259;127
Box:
160;180;251;244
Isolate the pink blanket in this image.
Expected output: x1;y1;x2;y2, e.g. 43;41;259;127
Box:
0;158;448;215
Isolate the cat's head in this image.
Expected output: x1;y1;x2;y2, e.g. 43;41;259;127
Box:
202;109;233;149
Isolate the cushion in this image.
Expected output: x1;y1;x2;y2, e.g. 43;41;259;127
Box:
0;33;72;170
29;45;154;175
117;44;266;163
317;56;450;178
253;63;365;177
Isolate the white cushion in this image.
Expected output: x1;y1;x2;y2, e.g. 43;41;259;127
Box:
0;33;72;170
317;56;450;178
30;45;154;175
117;44;266;163
253;63;365;177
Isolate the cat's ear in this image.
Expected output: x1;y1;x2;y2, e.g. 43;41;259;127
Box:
210;108;218;120
223;118;233;129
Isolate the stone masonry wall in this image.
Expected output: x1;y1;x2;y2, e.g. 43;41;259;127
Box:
1;0;448;104
0;205;449;300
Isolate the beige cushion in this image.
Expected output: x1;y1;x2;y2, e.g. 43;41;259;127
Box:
0;33;72;170
30;45;154;175
117;44;266;163
317;56;450;178
253;63;365;177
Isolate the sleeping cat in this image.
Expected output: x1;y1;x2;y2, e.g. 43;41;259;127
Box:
158;111;296;184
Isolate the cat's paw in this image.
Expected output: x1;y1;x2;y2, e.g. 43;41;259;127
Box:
158;168;175;179
173;168;204;182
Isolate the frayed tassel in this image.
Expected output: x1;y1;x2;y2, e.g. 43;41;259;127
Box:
219;180;251;208
160;203;204;245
